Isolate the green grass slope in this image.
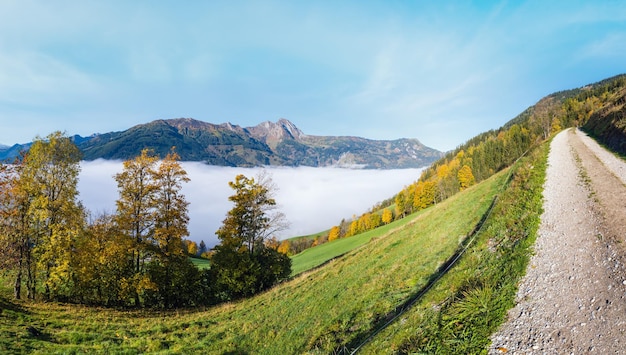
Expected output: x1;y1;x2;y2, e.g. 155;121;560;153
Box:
362;143;547;353
189;257;210;270
0;163;506;354
290;213;417;276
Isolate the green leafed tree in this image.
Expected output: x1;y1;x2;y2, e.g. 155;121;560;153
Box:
210;172;291;300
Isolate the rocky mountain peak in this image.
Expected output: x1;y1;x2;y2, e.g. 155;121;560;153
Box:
249;118;305;142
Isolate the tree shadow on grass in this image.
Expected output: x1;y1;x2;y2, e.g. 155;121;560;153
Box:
0;296;30;316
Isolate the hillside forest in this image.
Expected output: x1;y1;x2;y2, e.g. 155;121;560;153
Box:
1;74;626;311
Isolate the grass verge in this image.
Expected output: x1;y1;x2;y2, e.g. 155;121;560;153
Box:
360;142;548;353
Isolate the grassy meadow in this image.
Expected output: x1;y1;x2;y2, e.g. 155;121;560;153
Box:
290;211;417;276
0;143;547;354
189;257;210;270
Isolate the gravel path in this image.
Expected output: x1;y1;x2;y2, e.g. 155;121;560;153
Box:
489;128;626;354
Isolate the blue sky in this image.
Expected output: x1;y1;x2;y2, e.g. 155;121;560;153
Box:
1;0;625;151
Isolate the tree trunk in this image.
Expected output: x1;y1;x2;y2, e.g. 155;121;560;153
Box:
14;267;22;300
26;247;35;300
44;265;51;300
13;244;23;299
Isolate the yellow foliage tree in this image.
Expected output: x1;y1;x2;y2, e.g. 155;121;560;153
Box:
382;208;393;224
184;240;199;256
153;151;190;259
368;213;382;230
115;148;159;276
277;240;290;255
458;165;476;190
436;164;450;179
348;219;359;237
328;226;341;242
414;180;437;210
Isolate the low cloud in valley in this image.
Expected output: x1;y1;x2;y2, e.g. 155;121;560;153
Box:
79;160;423;247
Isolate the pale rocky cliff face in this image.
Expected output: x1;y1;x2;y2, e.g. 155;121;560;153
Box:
247;118;305;144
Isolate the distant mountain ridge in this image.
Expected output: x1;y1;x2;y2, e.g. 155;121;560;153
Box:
1;118;442;169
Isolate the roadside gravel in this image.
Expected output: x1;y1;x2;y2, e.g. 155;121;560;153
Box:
489;128;626;354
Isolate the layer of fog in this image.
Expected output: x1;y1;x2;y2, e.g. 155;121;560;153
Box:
78;160;424;247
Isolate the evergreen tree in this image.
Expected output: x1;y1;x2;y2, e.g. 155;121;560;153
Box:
198;240;207;256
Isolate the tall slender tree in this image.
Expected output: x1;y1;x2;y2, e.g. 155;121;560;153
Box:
114;149;159;275
114;149;159;305
153;152;190;259
151;151;191;308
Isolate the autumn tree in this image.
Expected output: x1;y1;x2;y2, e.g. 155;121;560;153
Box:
277;239;291;255
22;132;84;300
152;152;190;258
184;240;199;256
328;225;341;242
414;180;437;210
149;151;194;307
216;173;288;255
114;149;199;307
338;218;350;237
114;149;159;305
382;208;393;225
0;160;34;300
210;172;291;300
72;212;133;305
395;188;412;218
368;212;382;230
457;165;475;190
347;219;359;237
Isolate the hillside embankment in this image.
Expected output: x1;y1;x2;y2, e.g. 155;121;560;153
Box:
489;128;626;353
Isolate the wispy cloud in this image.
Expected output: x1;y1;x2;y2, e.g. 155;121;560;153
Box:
0;51;100;107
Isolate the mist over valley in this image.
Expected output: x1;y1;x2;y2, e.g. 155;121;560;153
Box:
78;160;423;247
